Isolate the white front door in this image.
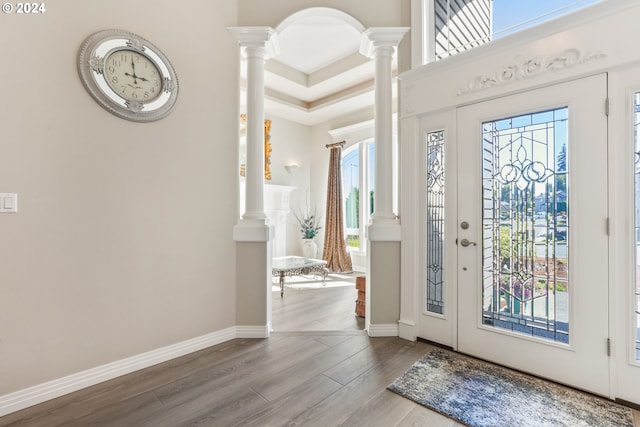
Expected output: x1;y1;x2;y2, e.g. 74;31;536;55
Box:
456;74;610;396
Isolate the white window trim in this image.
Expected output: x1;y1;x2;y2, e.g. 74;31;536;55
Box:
329;117;398;259
411;0;429;66
342;140;372;254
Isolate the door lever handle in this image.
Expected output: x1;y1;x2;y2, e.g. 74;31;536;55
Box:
460;238;477;247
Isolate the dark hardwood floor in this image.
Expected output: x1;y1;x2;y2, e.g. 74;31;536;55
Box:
0;335;454;426
271;272;365;332
1;273;637;426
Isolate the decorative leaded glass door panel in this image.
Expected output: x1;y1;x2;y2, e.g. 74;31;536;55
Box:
457;74;610;397
419;110;458;347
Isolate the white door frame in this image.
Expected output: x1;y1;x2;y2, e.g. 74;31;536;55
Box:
608;67;640;405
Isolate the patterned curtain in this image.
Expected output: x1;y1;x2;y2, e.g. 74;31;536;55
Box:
322;143;353;272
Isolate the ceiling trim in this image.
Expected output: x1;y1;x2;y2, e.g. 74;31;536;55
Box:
236;8;404;126
265;53;373;90
275;7;366;34
307;53;370;86
264;60;307;86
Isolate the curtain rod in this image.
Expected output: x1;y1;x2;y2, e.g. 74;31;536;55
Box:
325;141;346;149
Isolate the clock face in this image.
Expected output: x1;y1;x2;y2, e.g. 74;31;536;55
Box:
77;30;178;122
104;49;162;103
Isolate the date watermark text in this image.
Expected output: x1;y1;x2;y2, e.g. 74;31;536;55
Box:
2;3;46;13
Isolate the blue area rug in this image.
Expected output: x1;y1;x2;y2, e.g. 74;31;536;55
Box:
388;349;634;427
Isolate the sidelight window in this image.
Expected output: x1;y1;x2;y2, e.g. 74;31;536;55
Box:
633;92;640;361
426;130;446;314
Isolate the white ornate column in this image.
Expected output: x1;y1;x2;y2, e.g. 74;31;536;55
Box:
228;27;279;337
360;28;409;236
360;27;409;337
229;27;279;234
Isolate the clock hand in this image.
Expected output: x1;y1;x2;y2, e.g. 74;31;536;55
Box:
124;71;139;85
125;72;149;83
130;60;138;84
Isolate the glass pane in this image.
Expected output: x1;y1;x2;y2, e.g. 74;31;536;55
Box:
345;234;360;248
634;92;640;361
493;0;601;39
426;130;445;314
369;142;375;215
481;108;569;344
342;148;360;248
434;0;491;60
429;1;602;63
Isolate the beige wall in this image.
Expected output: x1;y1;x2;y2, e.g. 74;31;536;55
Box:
238;0;410;28
368;242;401;325
236;242;270;326
0;0;238;395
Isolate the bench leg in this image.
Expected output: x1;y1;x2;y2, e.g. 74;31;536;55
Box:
280;272;285;297
321;268;329;286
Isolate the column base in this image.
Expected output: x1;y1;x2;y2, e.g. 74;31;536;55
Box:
234;218;274;242
398;320;417;341
367;218;401;241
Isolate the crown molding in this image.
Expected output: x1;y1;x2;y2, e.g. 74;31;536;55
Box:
457;48;607;95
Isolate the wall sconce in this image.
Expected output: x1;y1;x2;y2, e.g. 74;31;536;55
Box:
284;163;299;174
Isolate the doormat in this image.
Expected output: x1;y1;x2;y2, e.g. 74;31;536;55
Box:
388;349;634;427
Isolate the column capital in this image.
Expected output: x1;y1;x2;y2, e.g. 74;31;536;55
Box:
227;26;280;59
359;27;410;59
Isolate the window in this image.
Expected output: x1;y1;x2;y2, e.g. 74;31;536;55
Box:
422;0;602;64
426;130;446;314
433;0;492;61
342;147;360;248
633;92;640;361
341;141;375;252
492;0;601;39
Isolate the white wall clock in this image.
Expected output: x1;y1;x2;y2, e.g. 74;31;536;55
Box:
78;29;178;122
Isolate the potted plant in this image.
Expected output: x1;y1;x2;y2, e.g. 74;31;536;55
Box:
294;208;322;258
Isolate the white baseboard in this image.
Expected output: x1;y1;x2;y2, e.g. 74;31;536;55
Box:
0;326;239;417
236;325;270;338
367;323;399;337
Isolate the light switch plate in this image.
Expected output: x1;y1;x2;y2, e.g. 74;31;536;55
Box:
0;193;17;213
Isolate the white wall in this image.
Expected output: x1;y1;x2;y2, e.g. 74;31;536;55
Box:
0;0;238;396
264;116;313;256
